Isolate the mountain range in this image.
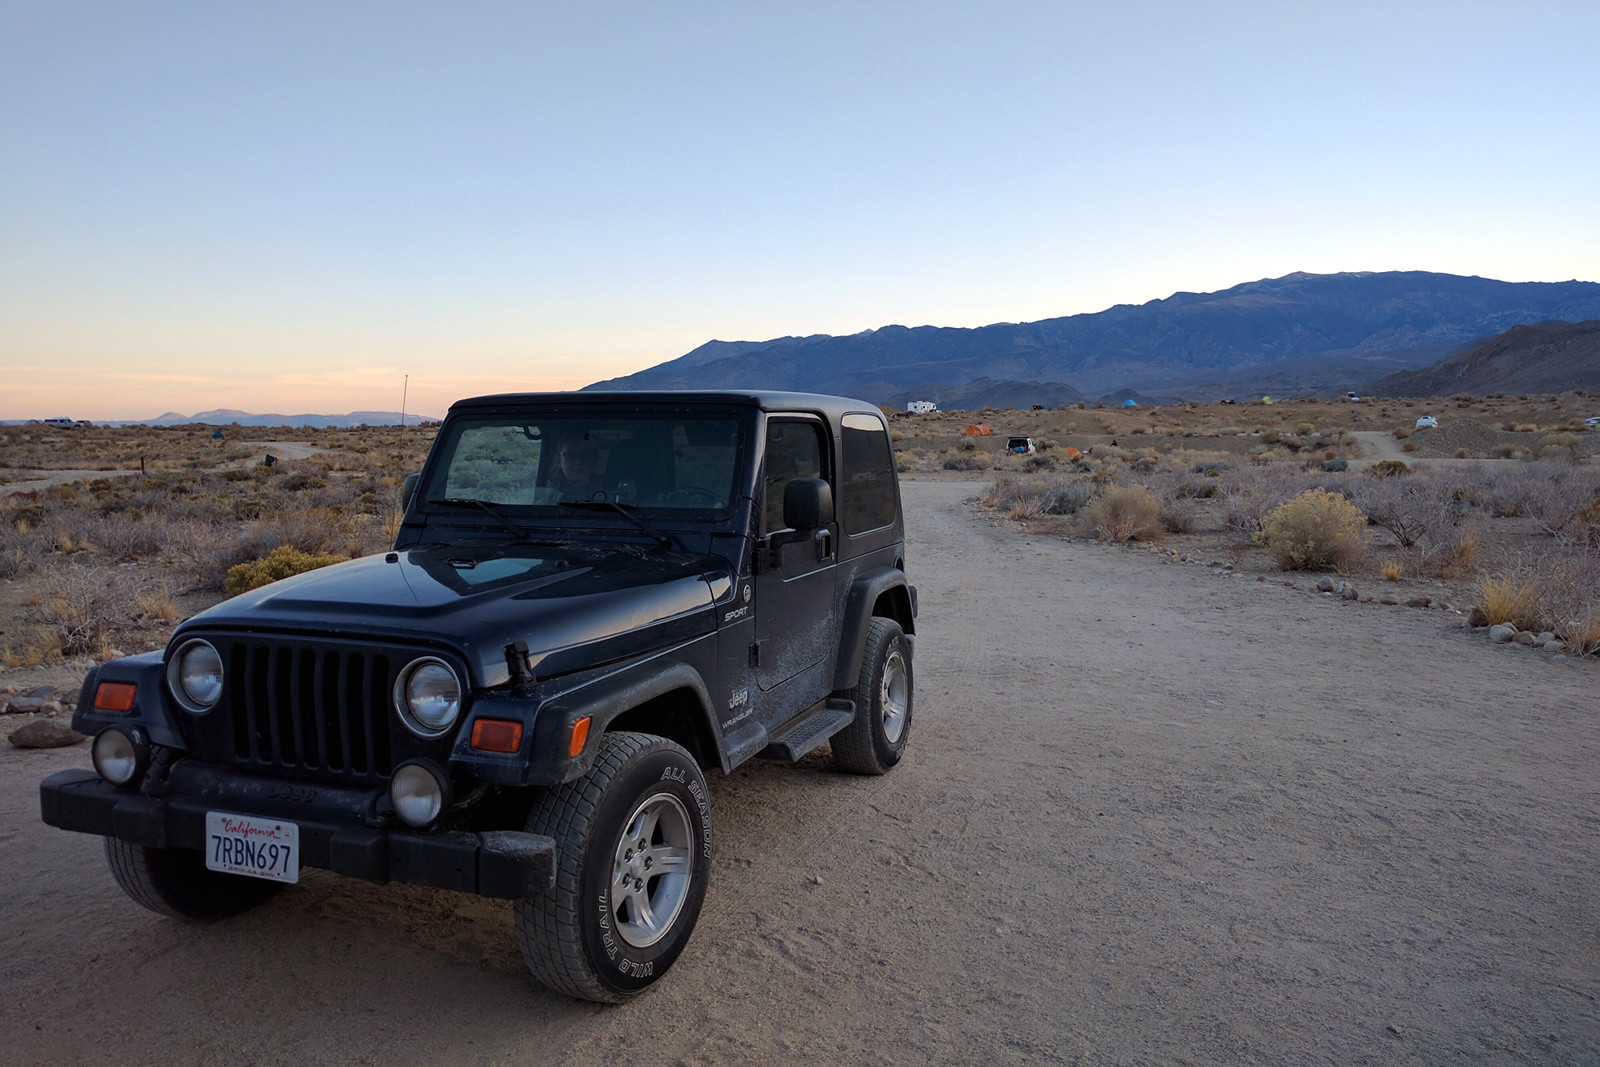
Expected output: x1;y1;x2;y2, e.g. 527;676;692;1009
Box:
1370;320;1600;398
588;271;1600;405
138;409;439;428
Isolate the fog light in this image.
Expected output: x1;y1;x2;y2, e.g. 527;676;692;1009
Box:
389;762;448;828
92;727;147;786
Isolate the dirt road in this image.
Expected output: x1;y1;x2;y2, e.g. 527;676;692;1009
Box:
3;480;1596;1064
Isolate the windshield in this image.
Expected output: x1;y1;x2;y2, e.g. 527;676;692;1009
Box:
423;411;746;516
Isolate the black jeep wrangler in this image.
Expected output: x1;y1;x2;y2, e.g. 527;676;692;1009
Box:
40;391;916;1002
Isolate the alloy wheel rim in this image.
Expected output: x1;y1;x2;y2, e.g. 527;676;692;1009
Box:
610;791;694;949
880;649;908;744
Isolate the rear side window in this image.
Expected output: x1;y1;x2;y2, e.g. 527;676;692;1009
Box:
840;412;895;533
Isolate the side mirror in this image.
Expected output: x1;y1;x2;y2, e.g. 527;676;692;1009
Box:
782;477;833;530
402;472;421;511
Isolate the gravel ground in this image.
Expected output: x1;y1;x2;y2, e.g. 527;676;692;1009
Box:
3;478;1596;1065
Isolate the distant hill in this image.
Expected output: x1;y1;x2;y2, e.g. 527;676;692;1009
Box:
883;378;1088;412
588;271;1600;402
1368;320;1600;397
137;409;440;428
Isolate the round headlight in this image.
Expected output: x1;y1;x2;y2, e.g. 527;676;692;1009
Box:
92;727;146;786
395;658;462;737
390;762;448;828
168;639;224;714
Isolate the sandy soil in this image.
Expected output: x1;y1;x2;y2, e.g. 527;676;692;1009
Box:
3;479;1597;1065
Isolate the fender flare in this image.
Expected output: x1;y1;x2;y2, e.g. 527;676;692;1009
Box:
70;652;188;750
831;567;916;691
458;657;725;785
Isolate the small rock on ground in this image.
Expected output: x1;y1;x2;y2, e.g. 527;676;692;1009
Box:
8;720;86;749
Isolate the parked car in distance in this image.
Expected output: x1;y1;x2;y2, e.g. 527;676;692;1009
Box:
1585;415;1600;428
1005;437;1036;454
1344;392;1362;402
1415;416;1438;429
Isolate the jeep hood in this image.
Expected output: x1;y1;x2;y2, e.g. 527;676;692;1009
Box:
178;544;731;688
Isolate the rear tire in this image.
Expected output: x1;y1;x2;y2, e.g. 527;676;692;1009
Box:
514;732;712;1002
832;617;913;775
104;838;284;921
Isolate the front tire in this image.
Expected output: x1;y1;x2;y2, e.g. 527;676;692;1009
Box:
514;732;712;1002
832;617;913;775
104;839;284;921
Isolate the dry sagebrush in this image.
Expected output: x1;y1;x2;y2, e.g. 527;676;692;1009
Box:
1253;489;1370;572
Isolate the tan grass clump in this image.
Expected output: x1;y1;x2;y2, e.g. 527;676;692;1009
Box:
1253;489;1368;571
1478;573;1542;631
226;546;350;596
1382;559;1402;581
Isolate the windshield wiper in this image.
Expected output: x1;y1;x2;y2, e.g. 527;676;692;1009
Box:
431;498;531;540
557;500;675;550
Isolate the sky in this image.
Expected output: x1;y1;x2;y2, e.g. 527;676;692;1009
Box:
3;1;1598;421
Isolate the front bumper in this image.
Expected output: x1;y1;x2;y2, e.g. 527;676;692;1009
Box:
40;763;554;899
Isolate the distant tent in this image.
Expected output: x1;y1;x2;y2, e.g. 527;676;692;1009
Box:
1261;396;1275;405
1120;399;1138;407
211;429;224;439
1062;446;1083;460
963;424;994;436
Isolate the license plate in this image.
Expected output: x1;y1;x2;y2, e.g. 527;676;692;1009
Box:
205;811;299;884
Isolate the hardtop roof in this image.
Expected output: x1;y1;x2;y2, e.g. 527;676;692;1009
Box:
448;390;885;423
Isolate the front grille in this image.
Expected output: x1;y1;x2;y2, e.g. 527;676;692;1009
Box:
183;636;405;785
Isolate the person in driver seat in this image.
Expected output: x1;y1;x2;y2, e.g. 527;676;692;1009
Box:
537;432;604;502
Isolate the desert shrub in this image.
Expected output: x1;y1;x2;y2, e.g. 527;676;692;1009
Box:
1297;422;1315;435
1408;516;1484;578
225;546;349;596
1041;481;1094;515
1022;454;1057;472
1518;463;1600;537
1561;494;1600;550
1351;472;1442;547
1080;485;1163;543
1369;460;1411;478
1391;427;1411;440
27;565;149;656
1159;500;1198;533
942;453;987;471
1382;559;1402;581
1536;432;1587;460
1402;441;1419;453
1253;489;1369;572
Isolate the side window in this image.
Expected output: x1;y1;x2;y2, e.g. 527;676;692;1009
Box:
840;412;895;533
763;420;825;533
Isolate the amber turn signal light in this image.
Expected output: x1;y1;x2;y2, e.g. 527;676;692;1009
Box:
94;681;137;712
469;718;523;754
568;716;592;758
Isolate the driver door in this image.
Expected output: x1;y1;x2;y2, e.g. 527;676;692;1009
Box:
752;417;838;723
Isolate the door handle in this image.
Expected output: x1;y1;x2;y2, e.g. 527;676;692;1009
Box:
814;528;833;562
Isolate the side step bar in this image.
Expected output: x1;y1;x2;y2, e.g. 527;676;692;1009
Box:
757;698;856;762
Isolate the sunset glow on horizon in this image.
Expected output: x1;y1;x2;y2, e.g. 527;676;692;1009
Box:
4;2;1597;421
